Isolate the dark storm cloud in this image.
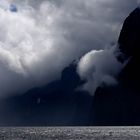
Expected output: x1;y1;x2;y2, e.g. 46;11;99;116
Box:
0;0;138;97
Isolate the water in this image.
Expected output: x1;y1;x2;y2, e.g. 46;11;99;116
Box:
0;127;140;139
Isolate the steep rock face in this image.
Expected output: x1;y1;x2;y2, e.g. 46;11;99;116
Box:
119;8;140;57
90;8;140;125
118;8;140;88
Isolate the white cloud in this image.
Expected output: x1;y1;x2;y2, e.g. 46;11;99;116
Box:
77;47;123;95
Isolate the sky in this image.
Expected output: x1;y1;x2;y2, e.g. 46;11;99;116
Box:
0;0;139;97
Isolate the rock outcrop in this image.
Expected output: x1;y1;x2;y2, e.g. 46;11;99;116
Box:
118;8;140;88
90;8;140;125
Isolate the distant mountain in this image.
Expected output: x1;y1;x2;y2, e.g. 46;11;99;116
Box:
90;7;140;126
0;63;92;126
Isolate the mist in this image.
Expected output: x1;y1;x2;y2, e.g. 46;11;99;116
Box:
77;46;125;95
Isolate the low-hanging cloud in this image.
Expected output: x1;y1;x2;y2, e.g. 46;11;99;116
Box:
0;0;138;97
77;47;124;95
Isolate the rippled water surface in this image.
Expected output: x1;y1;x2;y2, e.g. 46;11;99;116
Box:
0;127;140;139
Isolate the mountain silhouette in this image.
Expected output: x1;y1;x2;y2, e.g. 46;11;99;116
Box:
90;7;140;126
118;7;140;88
0;63;92;126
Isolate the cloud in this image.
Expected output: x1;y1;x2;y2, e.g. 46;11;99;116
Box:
0;0;138;97
77;47;123;95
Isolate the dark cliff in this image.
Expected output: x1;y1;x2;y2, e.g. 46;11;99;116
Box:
118;8;140;88
90;8;140;125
